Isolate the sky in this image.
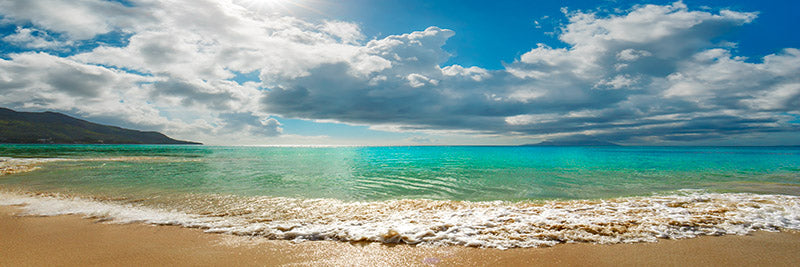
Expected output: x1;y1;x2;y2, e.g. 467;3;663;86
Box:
0;0;798;146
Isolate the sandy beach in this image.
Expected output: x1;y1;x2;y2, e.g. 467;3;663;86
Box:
2;205;800;266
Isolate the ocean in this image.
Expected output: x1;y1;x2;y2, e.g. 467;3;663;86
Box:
1;144;799;248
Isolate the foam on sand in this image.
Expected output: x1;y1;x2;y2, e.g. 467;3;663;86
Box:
2;189;799;249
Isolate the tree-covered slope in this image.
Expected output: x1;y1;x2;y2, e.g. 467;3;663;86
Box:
0;108;201;144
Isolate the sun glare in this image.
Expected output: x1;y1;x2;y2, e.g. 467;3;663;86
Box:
235;0;317;15
256;0;286;6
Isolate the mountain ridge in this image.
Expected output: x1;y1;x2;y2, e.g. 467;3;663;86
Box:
0;107;201;145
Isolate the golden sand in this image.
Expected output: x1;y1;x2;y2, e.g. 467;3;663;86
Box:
2;206;800;266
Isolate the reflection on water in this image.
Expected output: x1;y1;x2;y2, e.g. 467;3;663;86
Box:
0;145;798;201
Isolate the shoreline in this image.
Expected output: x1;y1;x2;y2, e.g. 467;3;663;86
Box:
3;206;800;266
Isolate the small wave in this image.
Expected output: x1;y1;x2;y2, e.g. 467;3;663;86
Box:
0;157;66;175
1;190;799;249
0;156;198;175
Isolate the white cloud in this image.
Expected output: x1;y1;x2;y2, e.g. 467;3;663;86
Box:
0;1;798;145
441;65;490;81
0;52;149;100
406;73;437;87
2;27;72;49
320;21;365;44
616;49;652;61
742;83;800;111
0;52;201;133
595;75;637;90
258;117;284;136
0;0;152;40
505;114;558;125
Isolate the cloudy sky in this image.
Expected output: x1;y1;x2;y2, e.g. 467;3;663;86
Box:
1;0;798;145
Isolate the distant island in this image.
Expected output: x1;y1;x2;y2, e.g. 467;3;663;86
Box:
0;107;201;145
521;140;620;146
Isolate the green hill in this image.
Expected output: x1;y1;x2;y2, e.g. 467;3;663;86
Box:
0;107;201;145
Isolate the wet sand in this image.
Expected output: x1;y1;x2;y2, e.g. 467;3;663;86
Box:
2;205;800;266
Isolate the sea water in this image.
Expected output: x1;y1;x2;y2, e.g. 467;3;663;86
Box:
1;145;799;248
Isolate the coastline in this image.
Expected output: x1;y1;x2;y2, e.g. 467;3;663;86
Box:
3;205;800;266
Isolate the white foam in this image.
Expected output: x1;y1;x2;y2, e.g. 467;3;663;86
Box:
0;156;198;176
2;190;799;249
0;157;66;175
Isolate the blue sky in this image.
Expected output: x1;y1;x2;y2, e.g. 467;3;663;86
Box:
321;0;800;69
0;0;798;145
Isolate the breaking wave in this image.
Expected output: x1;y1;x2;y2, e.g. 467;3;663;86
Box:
2;189;799;249
0;157;64;175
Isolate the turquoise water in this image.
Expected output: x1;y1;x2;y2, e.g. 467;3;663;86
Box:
2;144;800;248
1;145;799;201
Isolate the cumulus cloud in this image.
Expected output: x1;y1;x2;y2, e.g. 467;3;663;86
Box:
0;0;152;40
0;52;147;101
0;1;798;144
217;112;283;137
261;2;799;144
2;27;72;49
0;0;349;142
441;65;491;81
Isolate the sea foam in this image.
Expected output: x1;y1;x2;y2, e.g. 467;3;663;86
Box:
0;157;65;175
2;190;799;249
0;156;191;175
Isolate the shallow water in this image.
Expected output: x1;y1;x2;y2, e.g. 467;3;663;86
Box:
1;145;799;248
